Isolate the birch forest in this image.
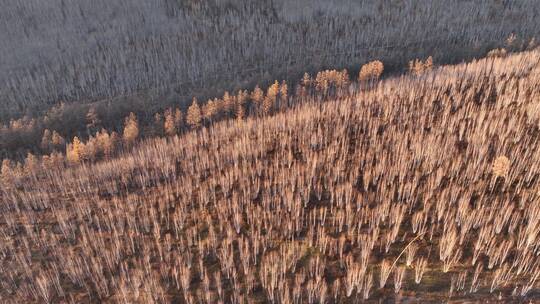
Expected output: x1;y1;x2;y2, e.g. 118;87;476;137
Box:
2;1;540;303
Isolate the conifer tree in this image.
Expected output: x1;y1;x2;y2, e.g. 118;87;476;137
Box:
186;98;202;128
235;90;249;120
222;91;234;115
263;81;279;115
262;96;273;116
13;163;23;179
107;132;119;158
123;112;139;147
24;153;38;175
67;137;83;164
337;69;350;91
315;72;329;95
96;130;110;157
236;103;245;121
51;131;65;149
359;60;384;82
41;155;51;170
203;100;217;123
236;90;248;107
213;98;224;118
49;151;65;169
267;80;279;100
298;73;312;100
1;159;13;185
251;86;264;115
81;137;97;161
409;56;434;76
425;56;434;70
174;108;183;131
43;152;65;170
279;81;288;109
164;108;177;136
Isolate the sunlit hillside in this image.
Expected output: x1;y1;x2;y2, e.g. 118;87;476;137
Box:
2;49;540;303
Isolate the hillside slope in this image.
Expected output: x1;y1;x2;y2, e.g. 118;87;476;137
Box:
1;50;540;303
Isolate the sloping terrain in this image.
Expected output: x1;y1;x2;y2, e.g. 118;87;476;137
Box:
1;50;540;303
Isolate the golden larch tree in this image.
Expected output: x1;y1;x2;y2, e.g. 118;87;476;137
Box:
164;108;177;136
267;80;279;100
24;153;38;175
236;103;245;120
409;56;434;76
262;96;273;116
263;81;279;115
43;152;65;170
359;60;384;82
98;131;119;158
279;81;288;109
96;129;111;157
123;112;139;147
315;71;329;94
51;131;65;149
67;136;83;164
236;90;248;107
174;108;183;130
235;90;249;120
425;56;433;70
1;159;13;185
80;137;97;161
213;98;224;118
337;69;350;90
251;85;264;114
186;98;202;128
299;73;312;99
203;99;217;123
222;91;234;115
